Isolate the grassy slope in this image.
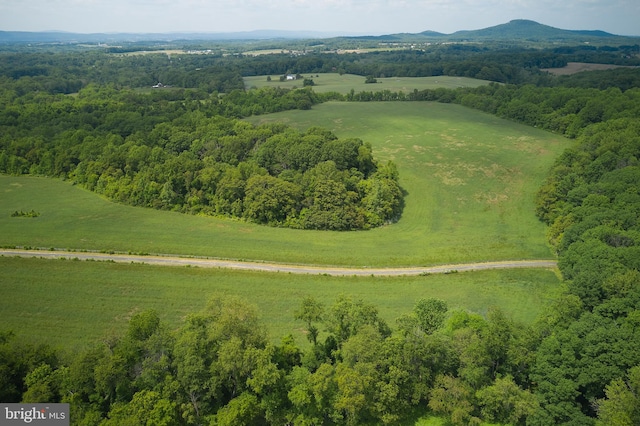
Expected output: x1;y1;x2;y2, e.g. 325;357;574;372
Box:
248;102;567;264
0;101;566;352
0;256;561;351
0;102;567;267
244;73;490;94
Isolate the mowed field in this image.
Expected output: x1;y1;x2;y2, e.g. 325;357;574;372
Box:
248;102;568;264
0;103;566;267
1;101;567;349
0;256;561;350
244;73;490;94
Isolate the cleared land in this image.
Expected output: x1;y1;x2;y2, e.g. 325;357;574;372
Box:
1;103;566;267
249;102;568;264
542;61;639;75
244;73;490;94
0;256;561;350
0;101;566;350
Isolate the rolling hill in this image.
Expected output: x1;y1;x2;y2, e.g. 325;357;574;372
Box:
444;19;618;41
360;19;634;44
1;20;636;44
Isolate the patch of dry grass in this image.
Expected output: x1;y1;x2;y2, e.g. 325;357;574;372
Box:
542;62;638;75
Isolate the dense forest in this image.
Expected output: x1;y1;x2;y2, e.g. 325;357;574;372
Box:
1;41;640;424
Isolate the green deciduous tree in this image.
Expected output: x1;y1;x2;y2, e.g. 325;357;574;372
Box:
294;297;325;346
596;365;640;426
21;363;65;403
414;298;448;335
428;374;480;426
215;392;263;426
325;295;391;346
0;331;59;403
476;375;538;425
243;174;302;225
102;390;179;426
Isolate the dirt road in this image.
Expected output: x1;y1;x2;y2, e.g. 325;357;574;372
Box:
1;249;557;276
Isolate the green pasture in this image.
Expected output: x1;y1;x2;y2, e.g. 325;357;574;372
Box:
249;102;567;264
243;73;490;94
0;102;566;267
0;256;561;351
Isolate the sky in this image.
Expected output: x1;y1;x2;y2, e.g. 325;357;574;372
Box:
1;0;638;36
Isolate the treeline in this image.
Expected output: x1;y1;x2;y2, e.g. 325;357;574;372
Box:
554;68;640;91
0;51;245;95
550;43;640;65
0;295;544;425
0;82;322;148
3;43;638;97
324;74;640;141
456;83;640;138
236;44;640;85
449;65;640;424
313;67;640;140
69;120;401;230
437;65;640;424
529;118;640;424
236;48;545;85
3;293;637;425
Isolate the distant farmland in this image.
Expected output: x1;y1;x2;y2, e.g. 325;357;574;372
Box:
244;73;490;94
542;61;639;75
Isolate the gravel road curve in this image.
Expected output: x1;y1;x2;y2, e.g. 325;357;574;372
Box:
1;249;557;276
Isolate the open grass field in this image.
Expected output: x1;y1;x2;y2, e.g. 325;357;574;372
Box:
0;102;567;267
244;73;490;94
0;101;566;356
248;102;568;263
0;256;561;351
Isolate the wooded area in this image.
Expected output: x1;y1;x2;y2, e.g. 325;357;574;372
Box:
1;41;640;425
0;66;401;230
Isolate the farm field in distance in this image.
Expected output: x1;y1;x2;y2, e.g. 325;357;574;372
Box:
541;61;640;75
244;73;491;94
0;256;561;351
1;102;566;267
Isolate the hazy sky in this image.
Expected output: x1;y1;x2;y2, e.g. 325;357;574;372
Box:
1;0;638;36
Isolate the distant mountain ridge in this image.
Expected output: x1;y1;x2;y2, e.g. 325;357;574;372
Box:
0;20;635;44
372;20;628;43
449;19;617;39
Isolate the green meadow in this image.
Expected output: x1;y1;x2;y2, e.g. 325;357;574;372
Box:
248;102;567;265
0;102;566;267
0;256;561;351
1;101;567;350
244;73;490;94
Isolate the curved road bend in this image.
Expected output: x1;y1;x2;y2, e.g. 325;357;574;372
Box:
1;249;557;277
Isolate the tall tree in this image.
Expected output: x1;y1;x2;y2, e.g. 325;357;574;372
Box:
596;365;640;426
294;297;325;346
